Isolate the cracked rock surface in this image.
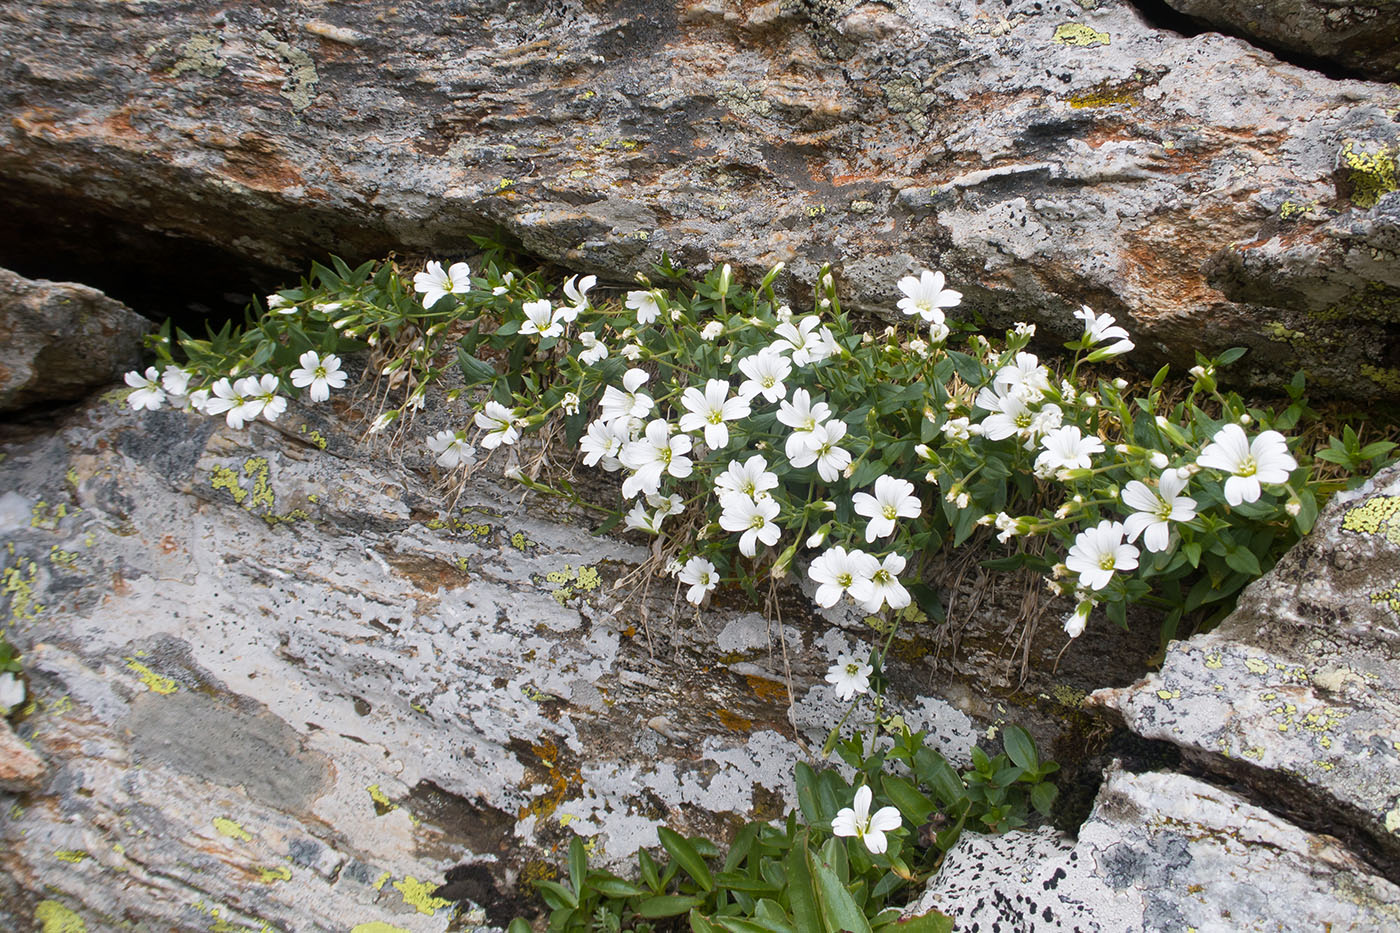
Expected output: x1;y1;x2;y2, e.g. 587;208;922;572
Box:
1;0;1398;395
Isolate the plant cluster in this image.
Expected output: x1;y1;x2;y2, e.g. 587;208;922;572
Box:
0;634;23;716
131;250;1390;642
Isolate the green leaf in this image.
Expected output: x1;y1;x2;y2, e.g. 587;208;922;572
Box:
659;827;715;892
1216;346;1247;366
914;748;966;807
945;350;985;385
569;835;587;896
457;349;497;387
782;833;822;933
690;909;721;933
1001;725;1037;772
795;762;822;824
638;895;706;918
535;879;579;910
1031;781;1058;816
881;775;935;825
589;874;647;898
1223;546;1261;577
507;919;533;933
808;847;873;933
638;848;661;893
724;822;761;873
888;910;954;933
754;898;796;933
848;459;886;489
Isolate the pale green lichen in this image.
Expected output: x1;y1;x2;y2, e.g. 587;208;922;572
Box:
213;817;251;841
1342;495;1400;545
35;900;86;933
49;546;79;570
1052;23;1110;47
367;784;398;815
351;924;412;933
297;425;328;449
1360;364;1400;394
170;33;225;79
1340;141;1398;209
54;849;90;864
256;30;318;112
258;864;292;883
3;553;44;623
210;465;248;504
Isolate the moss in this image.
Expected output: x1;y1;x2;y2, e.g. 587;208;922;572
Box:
1361;364;1400;394
1340;141;1398;209
1052;23;1110;47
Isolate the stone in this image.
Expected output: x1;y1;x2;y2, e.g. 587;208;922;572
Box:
1164;0;1400;82
906;764;1400;931
0;267;153;413
0;2;1398;396
0;719;45;792
1092;462;1400;876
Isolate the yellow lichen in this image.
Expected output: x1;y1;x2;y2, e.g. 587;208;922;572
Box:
3;556;43;623
351;924;412;933
1341;495;1400;545
35;901;86;933
243;458;275;512
372;870;392;891
1340;141;1398;209
258;864;292;883
393;876;452;915
368;784;398;815
1243;658;1270;675
212;817;252;841
54;849;90;864
210;465;248;504
125;660;178;695
1067;88;1136;108
1052;23;1110;47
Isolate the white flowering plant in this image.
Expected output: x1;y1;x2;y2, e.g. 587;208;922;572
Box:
133;248;1390;647
0;634;24;717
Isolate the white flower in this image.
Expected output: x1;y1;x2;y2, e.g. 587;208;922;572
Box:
1121;471;1197;552
290;350;348;402
773;315;837;366
700;320;725;341
1063;600;1093;638
580;419;628;471
1014;322;1036;337
186;388;211;414
1196;424;1297;506
678;556;719;605
860;553;911;612
896;269;962;324
414;260;471;309
204;377;257;428
427;429;475;469
831;785;902;855
1074;305;1133;356
266;294;290;310
161;366;192;399
975;388;1032;442
626;289;662;325
789;420;851;482
808;546;880;607
474;400;521;449
252;374;286;423
625;501;663;535
852;476;921;542
492;271;516;296
679;378;751;450
562;392;580;416
1035;426;1104;474
620;419;694;498
599;369;654;424
714;454;779;504
0;671;25;715
825;653;872;701
560;274;595;322
1065;520;1139;591
736;346;792;404
520;299;565;338
942;417;972;442
124;367;166;411
650;492;685;518
719;494;781;557
777;389;832;457
994;352;1051;403
577;331;609;366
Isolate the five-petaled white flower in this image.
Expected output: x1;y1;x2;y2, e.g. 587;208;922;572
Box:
714;454;779;505
414;260;471;309
896;269;962;324
580;419;628;471
560;275;595;322
620;419;694;498
1075;305;1134;357
577;331;609;366
252;374;286;422
852;476;922;542
778;388;832;458
290;350;348;402
161;366;192;399
808;546;880;607
1196;423;1297;506
825;652;872;700
474;400;521;449
736;346;792;404
677;556;719;605
599;369;654;424
520;299;565;338
1065;520;1139;591
860;553;911;612
626;289;662;325
773;315;837;366
124;367;166;411
719;494;781;557
679;378;751;450
427;429;475;469
831;785;902;855
205;376;258;429
789;420;851;482
1035;425;1104;475
625;500;664;535
1121;471;1197;552
994;352;1051;403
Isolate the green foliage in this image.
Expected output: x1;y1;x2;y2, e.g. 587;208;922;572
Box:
0;633;20;675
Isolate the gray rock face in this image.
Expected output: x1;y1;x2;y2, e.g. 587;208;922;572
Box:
1093;463;1400;874
1;1;1398;395
1164;0;1400;82
907;764;1400;932
0;268;152;413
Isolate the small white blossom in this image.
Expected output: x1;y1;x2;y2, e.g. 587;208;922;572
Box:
124;367;166;411
290;350;348;402
599;369;654;424
700;320;725;341
773;315;837;365
580;419;628;471
808;545;879;607
831;785;902;855
619;419;694;498
942;417;972;442
427;429;475;469
621;342;644;361
577;331;609;366
414;260;471;309
678;378;751;450
1035;425;1104;474
625;289;662;325
736;346;792;404
789;419;851;482
777;388;832;458
520;299;565;338
719;494;781;557
1013;322;1036;337
825;653;872;701
1196;423;1297;506
1063;600;1093;638
861;553;911;612
562;392;580;416
560;274;595;322
161;366;192;399
896;269;962;324
714;454;779;504
1065;520;1139;591
1121;471;1197;552
1075;305;1134;356
677;556;719;605
474;400;521;449
252;374;286;423
852;476;921;542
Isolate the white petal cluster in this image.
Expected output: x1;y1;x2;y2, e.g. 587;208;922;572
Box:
474;400;521;449
1121;471;1197;551
896;269;961;325
414;260;471;309
831;785;902;855
1196;423;1297;506
1065;520;1139;591
852;476;921;542
427;429;475;469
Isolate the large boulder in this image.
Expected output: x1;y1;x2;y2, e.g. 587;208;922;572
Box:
0;1;1398;395
1164;0;1400;83
0;267;152;413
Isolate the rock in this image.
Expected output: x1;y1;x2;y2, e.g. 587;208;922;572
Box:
1164;0;1400;82
0;267;153;413
1092;462;1400;876
906;763;1400;931
0;718;45;791
1;2;1398;395
0;388;993;931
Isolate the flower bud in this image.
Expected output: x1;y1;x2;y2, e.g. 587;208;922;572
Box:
1285;498;1302;516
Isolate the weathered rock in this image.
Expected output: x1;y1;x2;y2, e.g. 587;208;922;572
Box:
907;763;1400;931
1;2;1398;395
1164;0;1400;82
1093;462;1400;876
0;267;153;413
0;386;998;931
0;719;45;791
